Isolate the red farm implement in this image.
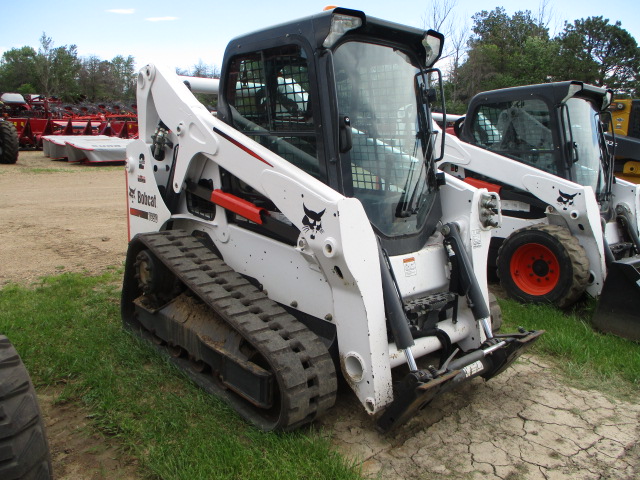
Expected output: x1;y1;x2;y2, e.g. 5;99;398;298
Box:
1;92;138;149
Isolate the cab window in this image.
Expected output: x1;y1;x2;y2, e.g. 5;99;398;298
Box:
470;99;557;175
225;45;322;180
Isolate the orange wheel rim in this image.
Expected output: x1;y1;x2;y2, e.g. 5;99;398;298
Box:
510;243;560;295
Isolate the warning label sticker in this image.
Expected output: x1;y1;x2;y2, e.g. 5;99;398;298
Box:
403;257;417;277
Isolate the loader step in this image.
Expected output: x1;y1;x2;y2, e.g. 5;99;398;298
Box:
121;230;337;431
404;292;457;315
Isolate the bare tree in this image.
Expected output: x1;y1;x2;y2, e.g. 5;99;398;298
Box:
177;60;220;79
422;1;471;110
422;0;457;32
535;0;560;36
422;1;470;75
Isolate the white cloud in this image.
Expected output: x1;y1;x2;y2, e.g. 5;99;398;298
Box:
145;16;179;22
106;9;135;14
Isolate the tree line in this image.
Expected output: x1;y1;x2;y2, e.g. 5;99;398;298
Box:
0;33;138;103
0;33;222;105
1;5;638;113
433;4;639;113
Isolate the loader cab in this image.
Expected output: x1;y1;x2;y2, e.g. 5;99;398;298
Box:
460;82;614;206
216;8;445;255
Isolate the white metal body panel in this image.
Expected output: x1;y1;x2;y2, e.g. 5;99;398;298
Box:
43;135;111;160
64;142;88;163
64;137;134;163
439;132;610;297
611;177;640;237
126;64;496;414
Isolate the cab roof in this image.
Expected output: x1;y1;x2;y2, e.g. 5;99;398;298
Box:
222;7;435;67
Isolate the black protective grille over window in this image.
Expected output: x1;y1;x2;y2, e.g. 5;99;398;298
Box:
471;100;557;175
336;63;417;192
226;45;321;179
332;41;439;238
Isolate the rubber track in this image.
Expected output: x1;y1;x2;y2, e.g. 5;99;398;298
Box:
132;230;337;431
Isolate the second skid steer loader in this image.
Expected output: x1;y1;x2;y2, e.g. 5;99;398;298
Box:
121;8;542;433
438;81;640;341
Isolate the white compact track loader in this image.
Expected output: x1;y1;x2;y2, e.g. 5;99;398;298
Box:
437;82;640;341
121;8;542;432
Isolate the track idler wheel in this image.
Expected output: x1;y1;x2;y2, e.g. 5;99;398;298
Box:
134;249;179;305
168;343;185;358
497;224;589;308
189;356;210;373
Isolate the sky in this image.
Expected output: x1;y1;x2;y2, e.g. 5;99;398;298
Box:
1;0;639;74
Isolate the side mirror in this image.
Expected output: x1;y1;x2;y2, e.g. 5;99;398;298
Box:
422;30;444;68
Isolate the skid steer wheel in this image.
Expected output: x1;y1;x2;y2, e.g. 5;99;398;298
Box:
497;224;589;309
0;336;53;480
0;121;19;165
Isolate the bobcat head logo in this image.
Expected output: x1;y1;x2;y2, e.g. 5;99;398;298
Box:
129;187;136;201
557;191;577;210
302;204;325;240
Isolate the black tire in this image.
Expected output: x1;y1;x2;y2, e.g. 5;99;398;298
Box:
496;224;589;309
0;336;53;480
0;121;19;165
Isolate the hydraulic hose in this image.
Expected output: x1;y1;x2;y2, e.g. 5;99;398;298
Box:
378;246;415;351
442;222;493;338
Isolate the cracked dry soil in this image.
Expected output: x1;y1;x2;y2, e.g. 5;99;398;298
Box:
1;151;638;480
320;357;639;480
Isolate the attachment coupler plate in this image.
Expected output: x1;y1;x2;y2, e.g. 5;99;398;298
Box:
376;329;544;433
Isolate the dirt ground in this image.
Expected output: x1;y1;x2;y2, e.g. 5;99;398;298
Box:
1;151;638;480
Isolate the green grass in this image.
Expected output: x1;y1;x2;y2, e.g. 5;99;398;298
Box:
0;167;72;174
499;298;640;396
0;167;115;174
20;166;122;174
21;167;80;174
0;272;361;480
3;271;638;479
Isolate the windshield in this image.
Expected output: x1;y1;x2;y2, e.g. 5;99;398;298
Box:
333;41;438;237
566;98;608;197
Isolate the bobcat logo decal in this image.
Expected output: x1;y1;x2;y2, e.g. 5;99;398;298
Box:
129;187;136;202
557;191;578;210
302;204;325;240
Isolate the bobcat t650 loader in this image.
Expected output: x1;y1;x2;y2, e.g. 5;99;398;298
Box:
121;8;542;432
438;82;640;341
